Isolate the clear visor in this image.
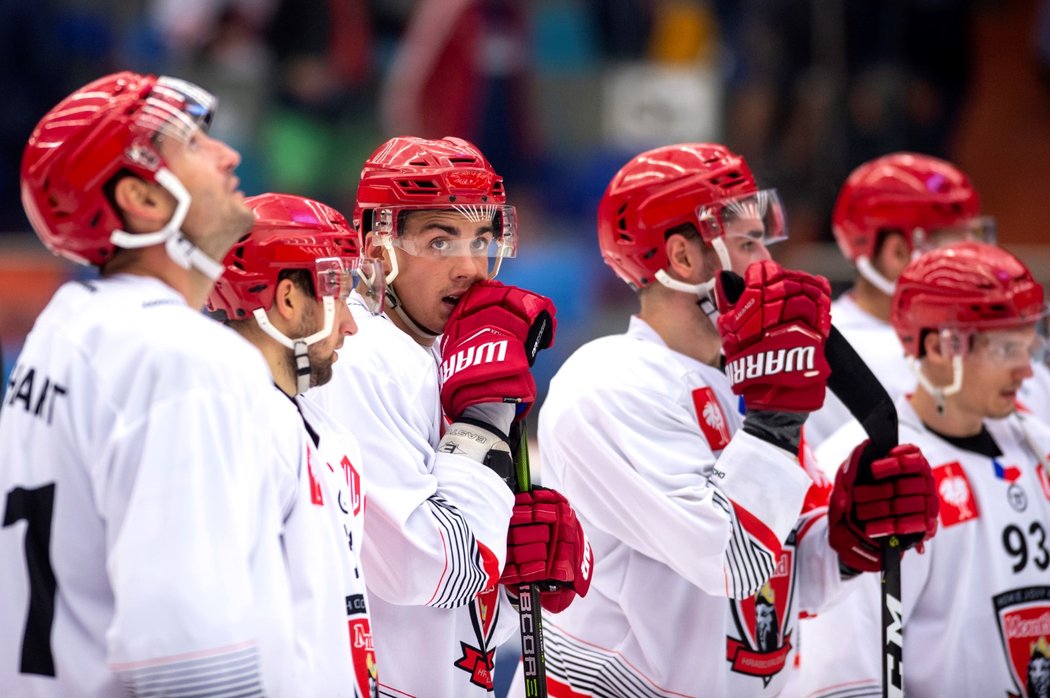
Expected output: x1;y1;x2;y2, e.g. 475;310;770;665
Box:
939;316;1050;366
126;76;216;167
316;257;386;314
697;189;788;247
912;216;997;256
372;205;517;279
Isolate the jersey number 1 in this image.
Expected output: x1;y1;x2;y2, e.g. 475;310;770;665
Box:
4;484;57;677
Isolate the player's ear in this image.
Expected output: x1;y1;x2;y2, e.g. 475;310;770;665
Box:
664;231;703;283
113;176;172;231
272;277;300;321
364;231;393;276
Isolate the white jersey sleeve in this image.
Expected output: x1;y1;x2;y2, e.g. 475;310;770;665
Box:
0;276;297;697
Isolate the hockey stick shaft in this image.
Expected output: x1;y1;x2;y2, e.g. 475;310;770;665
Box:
824;327;903;698
513;421;548;698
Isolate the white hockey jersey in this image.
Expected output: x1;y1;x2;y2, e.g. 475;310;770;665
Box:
0;275;296;696
527;316;845;697
796;398;1050;698
279;391;379;696
301;293;516;698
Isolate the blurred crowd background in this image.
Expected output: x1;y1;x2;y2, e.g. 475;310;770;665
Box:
3;0;1050;413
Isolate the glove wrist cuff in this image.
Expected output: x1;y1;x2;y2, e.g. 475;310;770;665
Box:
437;420;514;486
742;410;807;453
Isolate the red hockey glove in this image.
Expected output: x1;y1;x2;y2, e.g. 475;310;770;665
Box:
716;261;832;413
828;441;940;573
501;487;593;613
440;280;556;421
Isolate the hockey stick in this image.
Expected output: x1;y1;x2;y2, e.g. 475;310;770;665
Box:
511;421;549;698
823;328;904;698
719;272;903;698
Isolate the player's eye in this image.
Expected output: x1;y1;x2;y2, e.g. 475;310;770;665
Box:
429;238;451;253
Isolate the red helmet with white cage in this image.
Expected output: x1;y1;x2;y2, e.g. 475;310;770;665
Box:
892;242;1044;358
21;71;218;269
354;136;517;282
833;153;992;288
596;143;787;291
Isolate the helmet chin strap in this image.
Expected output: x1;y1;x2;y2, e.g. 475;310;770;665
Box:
252;297;336;395
856;256;897;297
378;237;441;339
386;284;441;339
654;236;732;324
909;355;964;415
108;168;225;281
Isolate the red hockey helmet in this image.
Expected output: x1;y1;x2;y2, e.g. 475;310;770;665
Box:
21;71;217;267
597;143;786;290
207;193;385;320
892;242;1044;358
832;153;991;266
354;136;516;279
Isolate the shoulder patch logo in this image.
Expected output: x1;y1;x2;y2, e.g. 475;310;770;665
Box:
932;461;979;527
692;387;731;451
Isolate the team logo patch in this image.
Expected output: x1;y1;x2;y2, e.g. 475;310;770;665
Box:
727;538;796;684
692;387;731;451
992;586;1050;698
454;587;500;690
932;461;979;527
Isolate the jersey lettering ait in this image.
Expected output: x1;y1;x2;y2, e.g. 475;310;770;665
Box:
726;529;798;687
5;364;68;426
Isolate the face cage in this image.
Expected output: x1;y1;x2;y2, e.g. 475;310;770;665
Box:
371;204;518;283
910;216;997;257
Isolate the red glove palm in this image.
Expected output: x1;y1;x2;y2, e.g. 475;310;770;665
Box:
828;441;940;573
440;281;556;421
501;488;593;613
716;261;832;412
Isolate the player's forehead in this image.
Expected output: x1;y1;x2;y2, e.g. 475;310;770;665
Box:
722;213;764;239
401;209;495;237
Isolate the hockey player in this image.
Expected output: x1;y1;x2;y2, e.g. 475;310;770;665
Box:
206;192;387;696
515;143;938;696
804;152;1050;450
801;241;1050;696
0;72;303;696
301;136;592;697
